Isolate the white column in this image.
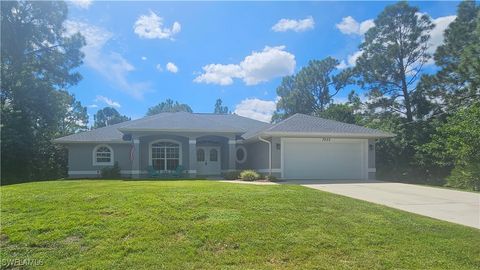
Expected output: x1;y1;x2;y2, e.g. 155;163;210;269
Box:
188;138;197;177
132;138;141;178
228;139;236;171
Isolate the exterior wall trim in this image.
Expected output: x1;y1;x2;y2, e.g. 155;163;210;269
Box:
262;132;394;139
235;145;247;164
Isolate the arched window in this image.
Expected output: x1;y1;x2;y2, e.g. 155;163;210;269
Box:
150;140;181;171
197;149;205;162
236;145;247;164
209;149;218;161
93;145;114;166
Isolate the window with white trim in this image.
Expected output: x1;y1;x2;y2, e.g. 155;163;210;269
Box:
151;141;181;171
235;145;247;163
93;145;114;166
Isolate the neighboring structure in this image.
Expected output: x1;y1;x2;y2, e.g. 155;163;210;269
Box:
54;112;394;180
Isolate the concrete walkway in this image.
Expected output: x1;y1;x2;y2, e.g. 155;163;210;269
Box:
282;180;480;229
219;180;278;185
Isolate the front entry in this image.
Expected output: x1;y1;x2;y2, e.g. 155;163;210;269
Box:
196;146;221;175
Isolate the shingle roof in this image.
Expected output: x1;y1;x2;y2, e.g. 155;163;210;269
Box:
54;112;270;143
247;113;394;139
54;112;393;143
117;112;270;133
53;121;132;143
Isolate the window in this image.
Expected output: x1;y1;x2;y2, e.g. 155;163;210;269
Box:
150;141;181;171
209;149;218;161
235;146;247;163
93;145;113;166
197;149;205;162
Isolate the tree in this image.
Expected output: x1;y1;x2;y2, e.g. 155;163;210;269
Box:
458;13;480;93
1;1;86;183
93;107;130;128
213;98;229;114
273;57;353;121
421;102;480;190
356;1;434;122
418;1;480;112
56;90;88;135
317;91;363;124
146;99;193;116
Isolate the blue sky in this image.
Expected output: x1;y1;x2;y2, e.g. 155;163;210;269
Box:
66;0;460;124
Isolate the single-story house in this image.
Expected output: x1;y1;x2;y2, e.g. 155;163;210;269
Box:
54;112;394;180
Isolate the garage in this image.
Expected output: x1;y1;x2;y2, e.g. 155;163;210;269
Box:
282;138;368;180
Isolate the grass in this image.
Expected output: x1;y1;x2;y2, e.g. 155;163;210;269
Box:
1;180;479;269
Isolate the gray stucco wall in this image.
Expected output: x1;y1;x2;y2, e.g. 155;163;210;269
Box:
67;143;132;177
66;135;377;179
239;137;281;171
368;139;376;179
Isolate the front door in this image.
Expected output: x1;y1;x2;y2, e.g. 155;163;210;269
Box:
196;146;221;175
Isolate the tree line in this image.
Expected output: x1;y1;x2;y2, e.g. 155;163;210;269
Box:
273;1;480;190
1;1;478;190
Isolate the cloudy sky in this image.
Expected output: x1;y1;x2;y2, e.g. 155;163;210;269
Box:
66;0;459;123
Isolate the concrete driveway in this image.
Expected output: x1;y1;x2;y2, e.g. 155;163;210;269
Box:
282;180;480;229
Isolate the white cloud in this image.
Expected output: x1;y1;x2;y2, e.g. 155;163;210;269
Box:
194;64;243;85
234;98;277;123
88;104;98;108
336;16;374;36
95;95;121;108
272;16;315;32
337;50;363;69
166;62;178;73
194;46;295;86
133;11;181;40
64;20;150;99
427;15;456;56
141;56;147;60
69;0;92;9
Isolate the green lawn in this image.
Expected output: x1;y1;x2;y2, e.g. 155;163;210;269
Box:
1;180;479;269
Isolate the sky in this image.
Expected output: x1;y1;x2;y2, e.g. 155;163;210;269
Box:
65;0;460;124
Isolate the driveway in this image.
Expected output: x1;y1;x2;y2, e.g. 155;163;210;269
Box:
282;180;480;229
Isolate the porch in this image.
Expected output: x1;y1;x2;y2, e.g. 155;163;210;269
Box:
129;133;243;178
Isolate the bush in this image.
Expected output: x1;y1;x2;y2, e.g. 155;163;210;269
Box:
446;163;480;191
240;170;260;181
222;170;241;180
100;162;121;179
266;175;278;181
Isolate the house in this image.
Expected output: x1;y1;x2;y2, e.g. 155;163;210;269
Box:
54;112;394;180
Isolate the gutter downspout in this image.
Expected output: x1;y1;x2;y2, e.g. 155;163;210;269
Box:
258;136;272;176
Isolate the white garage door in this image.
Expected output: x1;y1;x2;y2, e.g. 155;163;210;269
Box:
282;138;366;180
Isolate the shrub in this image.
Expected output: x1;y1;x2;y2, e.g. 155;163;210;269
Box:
100;162;121;179
240;170;260;181
266;175;278;181
446;163;480;191
222;170;241;180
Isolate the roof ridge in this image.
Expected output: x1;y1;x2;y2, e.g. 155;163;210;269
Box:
262;113;301;133
300;113;390;133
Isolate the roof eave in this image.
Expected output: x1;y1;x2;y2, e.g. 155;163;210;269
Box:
117;128;243;133
261;131;395;139
53;140;130;144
